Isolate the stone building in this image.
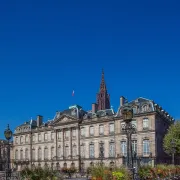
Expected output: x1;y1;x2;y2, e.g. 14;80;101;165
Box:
12;71;174;171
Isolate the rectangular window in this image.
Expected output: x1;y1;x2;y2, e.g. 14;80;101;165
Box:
65;146;69;158
121;122;125;131
143;140;150;155
89;144;94;158
51;133;54;140
132;140;137;153
25;136;28;143
32;149;35;160
15;150;18;160
99;143;104;158
72;129;76;137
44;148;48;159
65;130;69;138
15;137;18;144
38;134;41;141
51;147;55;159
109;142;115;157
143;118;149;129
109;123;114;134
81;144;85;158
121;141;127;156
57;131;61;140
90;126;94;136
44;133;48;141
20;136;23;144
132;120;137;129
81;127;85;137
32;135;35;142
99;125;104;135
72;145;77;157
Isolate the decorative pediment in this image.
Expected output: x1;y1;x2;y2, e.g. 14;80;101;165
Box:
52;115;77;125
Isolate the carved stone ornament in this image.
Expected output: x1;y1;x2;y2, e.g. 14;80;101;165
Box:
61;117;69;122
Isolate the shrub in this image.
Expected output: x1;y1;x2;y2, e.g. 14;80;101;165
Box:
20;166;62;180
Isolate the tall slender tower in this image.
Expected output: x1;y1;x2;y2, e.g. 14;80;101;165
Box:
96;69;110;110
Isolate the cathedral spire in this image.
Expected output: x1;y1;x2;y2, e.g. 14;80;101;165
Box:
96;69;110;110
100;68;106;91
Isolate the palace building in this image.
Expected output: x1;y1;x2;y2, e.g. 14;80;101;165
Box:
12;70;174;171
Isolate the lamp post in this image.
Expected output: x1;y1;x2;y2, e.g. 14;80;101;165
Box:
171;140;175;165
4;124;13;180
121;106;136;169
99;141;104;164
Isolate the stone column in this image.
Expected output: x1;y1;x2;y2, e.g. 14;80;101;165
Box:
70;127;72;159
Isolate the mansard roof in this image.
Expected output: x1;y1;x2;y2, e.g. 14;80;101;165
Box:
115;96;174;122
83;108;114;120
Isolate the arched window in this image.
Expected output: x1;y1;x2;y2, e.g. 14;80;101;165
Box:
63;163;67;168
71;162;75;168
56;162;60;170
44;163;48;169
38;148;42;160
142;105;148;112
90;162;94;167
110;161;114;168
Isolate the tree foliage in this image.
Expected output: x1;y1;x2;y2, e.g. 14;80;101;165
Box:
163;121;180;155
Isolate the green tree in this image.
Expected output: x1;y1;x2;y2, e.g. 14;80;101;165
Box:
163;121;180;155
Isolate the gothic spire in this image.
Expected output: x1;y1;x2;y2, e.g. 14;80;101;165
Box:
96;69;110;110
100;68;106;91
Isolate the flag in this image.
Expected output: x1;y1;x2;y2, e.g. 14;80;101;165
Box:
72;90;75;96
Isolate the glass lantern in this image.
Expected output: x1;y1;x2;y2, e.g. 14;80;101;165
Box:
4;124;13;141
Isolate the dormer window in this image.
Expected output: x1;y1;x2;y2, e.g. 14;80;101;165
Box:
133;107;137;114
142;105;148;112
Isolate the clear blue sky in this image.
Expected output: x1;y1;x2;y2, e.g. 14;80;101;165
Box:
0;0;180;139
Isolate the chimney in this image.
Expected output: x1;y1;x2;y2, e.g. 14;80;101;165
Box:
120;96;126;107
92;103;98;113
37;115;43;127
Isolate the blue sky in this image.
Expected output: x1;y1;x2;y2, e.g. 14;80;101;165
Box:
0;0;180;139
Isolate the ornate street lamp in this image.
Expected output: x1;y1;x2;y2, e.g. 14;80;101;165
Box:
99;141;104;164
4;124;13;180
121;106;136;169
